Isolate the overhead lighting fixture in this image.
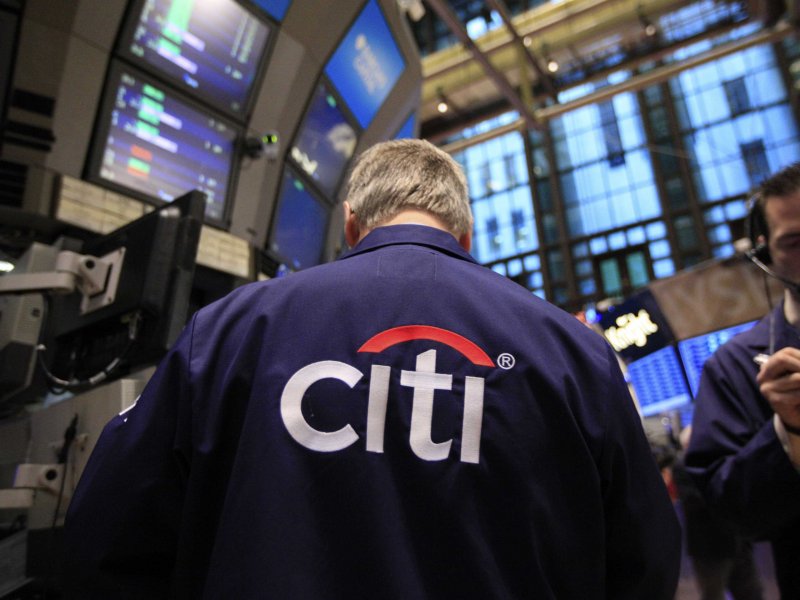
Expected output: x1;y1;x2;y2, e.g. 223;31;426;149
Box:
436;88;449;113
523;36;532;48
541;43;559;73
397;0;425;22
639;11;658;37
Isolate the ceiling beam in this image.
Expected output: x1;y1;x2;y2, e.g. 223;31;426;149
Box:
483;0;559;101
423;0;541;129
439;20;795;154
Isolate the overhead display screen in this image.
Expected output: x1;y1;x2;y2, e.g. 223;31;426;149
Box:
290;81;358;199
269;167;330;271
250;0;292;21
90;64;238;224
324;0;405;129
678;320;757;397
120;0;271;119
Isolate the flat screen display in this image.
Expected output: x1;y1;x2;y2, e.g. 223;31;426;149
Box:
89;63;239;224
324;0;405;129
395;111;417;139
119;0;271;119
627;346;692;417
678;320;757;397
268;166;330;271
250;0;291;21
290;81;358;199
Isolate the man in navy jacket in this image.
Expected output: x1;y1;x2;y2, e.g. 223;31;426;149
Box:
686;163;800;597
63;139;680;599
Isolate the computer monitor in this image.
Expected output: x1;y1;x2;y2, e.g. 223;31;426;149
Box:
677;320;758;397
267;166;330;272
289;79;359;199
627;345;692;417
324;0;406;129
116;0;272;120
47;190;204;385
86;61;240;226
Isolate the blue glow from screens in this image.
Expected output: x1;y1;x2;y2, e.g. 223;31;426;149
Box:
270;168;330;271
290;82;358;198
395;111;417;139
678;320;757;397
324;0;405;128
97;69;237;223
627;346;692;417
251;0;291;21
124;0;270;118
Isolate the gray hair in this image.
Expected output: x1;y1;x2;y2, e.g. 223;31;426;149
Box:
345;139;473;237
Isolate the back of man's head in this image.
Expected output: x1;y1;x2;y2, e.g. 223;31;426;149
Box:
345;139;473;237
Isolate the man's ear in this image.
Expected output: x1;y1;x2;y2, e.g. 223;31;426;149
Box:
458;229;472;253
344;201;360;248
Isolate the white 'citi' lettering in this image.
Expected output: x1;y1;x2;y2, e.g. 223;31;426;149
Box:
280;350;484;464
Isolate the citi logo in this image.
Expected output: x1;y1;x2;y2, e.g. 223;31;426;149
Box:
280;325;494;464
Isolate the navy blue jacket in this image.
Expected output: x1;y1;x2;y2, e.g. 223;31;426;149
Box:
63;225;680;599
685;302;800;596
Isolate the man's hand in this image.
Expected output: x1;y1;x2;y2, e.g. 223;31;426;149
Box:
757;347;800;433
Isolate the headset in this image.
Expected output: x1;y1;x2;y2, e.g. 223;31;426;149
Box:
745;193;800;295
746;193;771;264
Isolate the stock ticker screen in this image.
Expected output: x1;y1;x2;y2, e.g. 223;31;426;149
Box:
93;66;238;223
120;0;271;119
269;166;330;271
290;81;358;199
627;346;692;417
324;0;405;129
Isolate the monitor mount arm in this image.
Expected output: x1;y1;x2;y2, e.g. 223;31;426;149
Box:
0;248;125;315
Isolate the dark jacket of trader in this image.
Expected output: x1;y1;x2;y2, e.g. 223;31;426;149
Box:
686;163;800;599
687;302;800;597
62;139;681;599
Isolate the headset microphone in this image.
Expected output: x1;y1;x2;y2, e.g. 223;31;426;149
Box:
745;192;800;295
745;247;800;296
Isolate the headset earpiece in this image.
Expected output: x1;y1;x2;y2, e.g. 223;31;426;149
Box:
747;194;771;264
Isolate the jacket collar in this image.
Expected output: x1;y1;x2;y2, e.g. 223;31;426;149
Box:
339;224;479;265
744;300;789;352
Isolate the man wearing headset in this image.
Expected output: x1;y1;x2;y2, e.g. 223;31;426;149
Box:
686;162;800;597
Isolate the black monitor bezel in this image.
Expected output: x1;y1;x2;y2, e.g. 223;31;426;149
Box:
113;0;275;123
83;59;243;229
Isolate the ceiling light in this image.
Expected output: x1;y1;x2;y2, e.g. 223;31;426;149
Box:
546;58;559;73
436;88;450;113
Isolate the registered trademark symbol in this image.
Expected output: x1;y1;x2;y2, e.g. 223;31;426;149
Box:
497;353;515;369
